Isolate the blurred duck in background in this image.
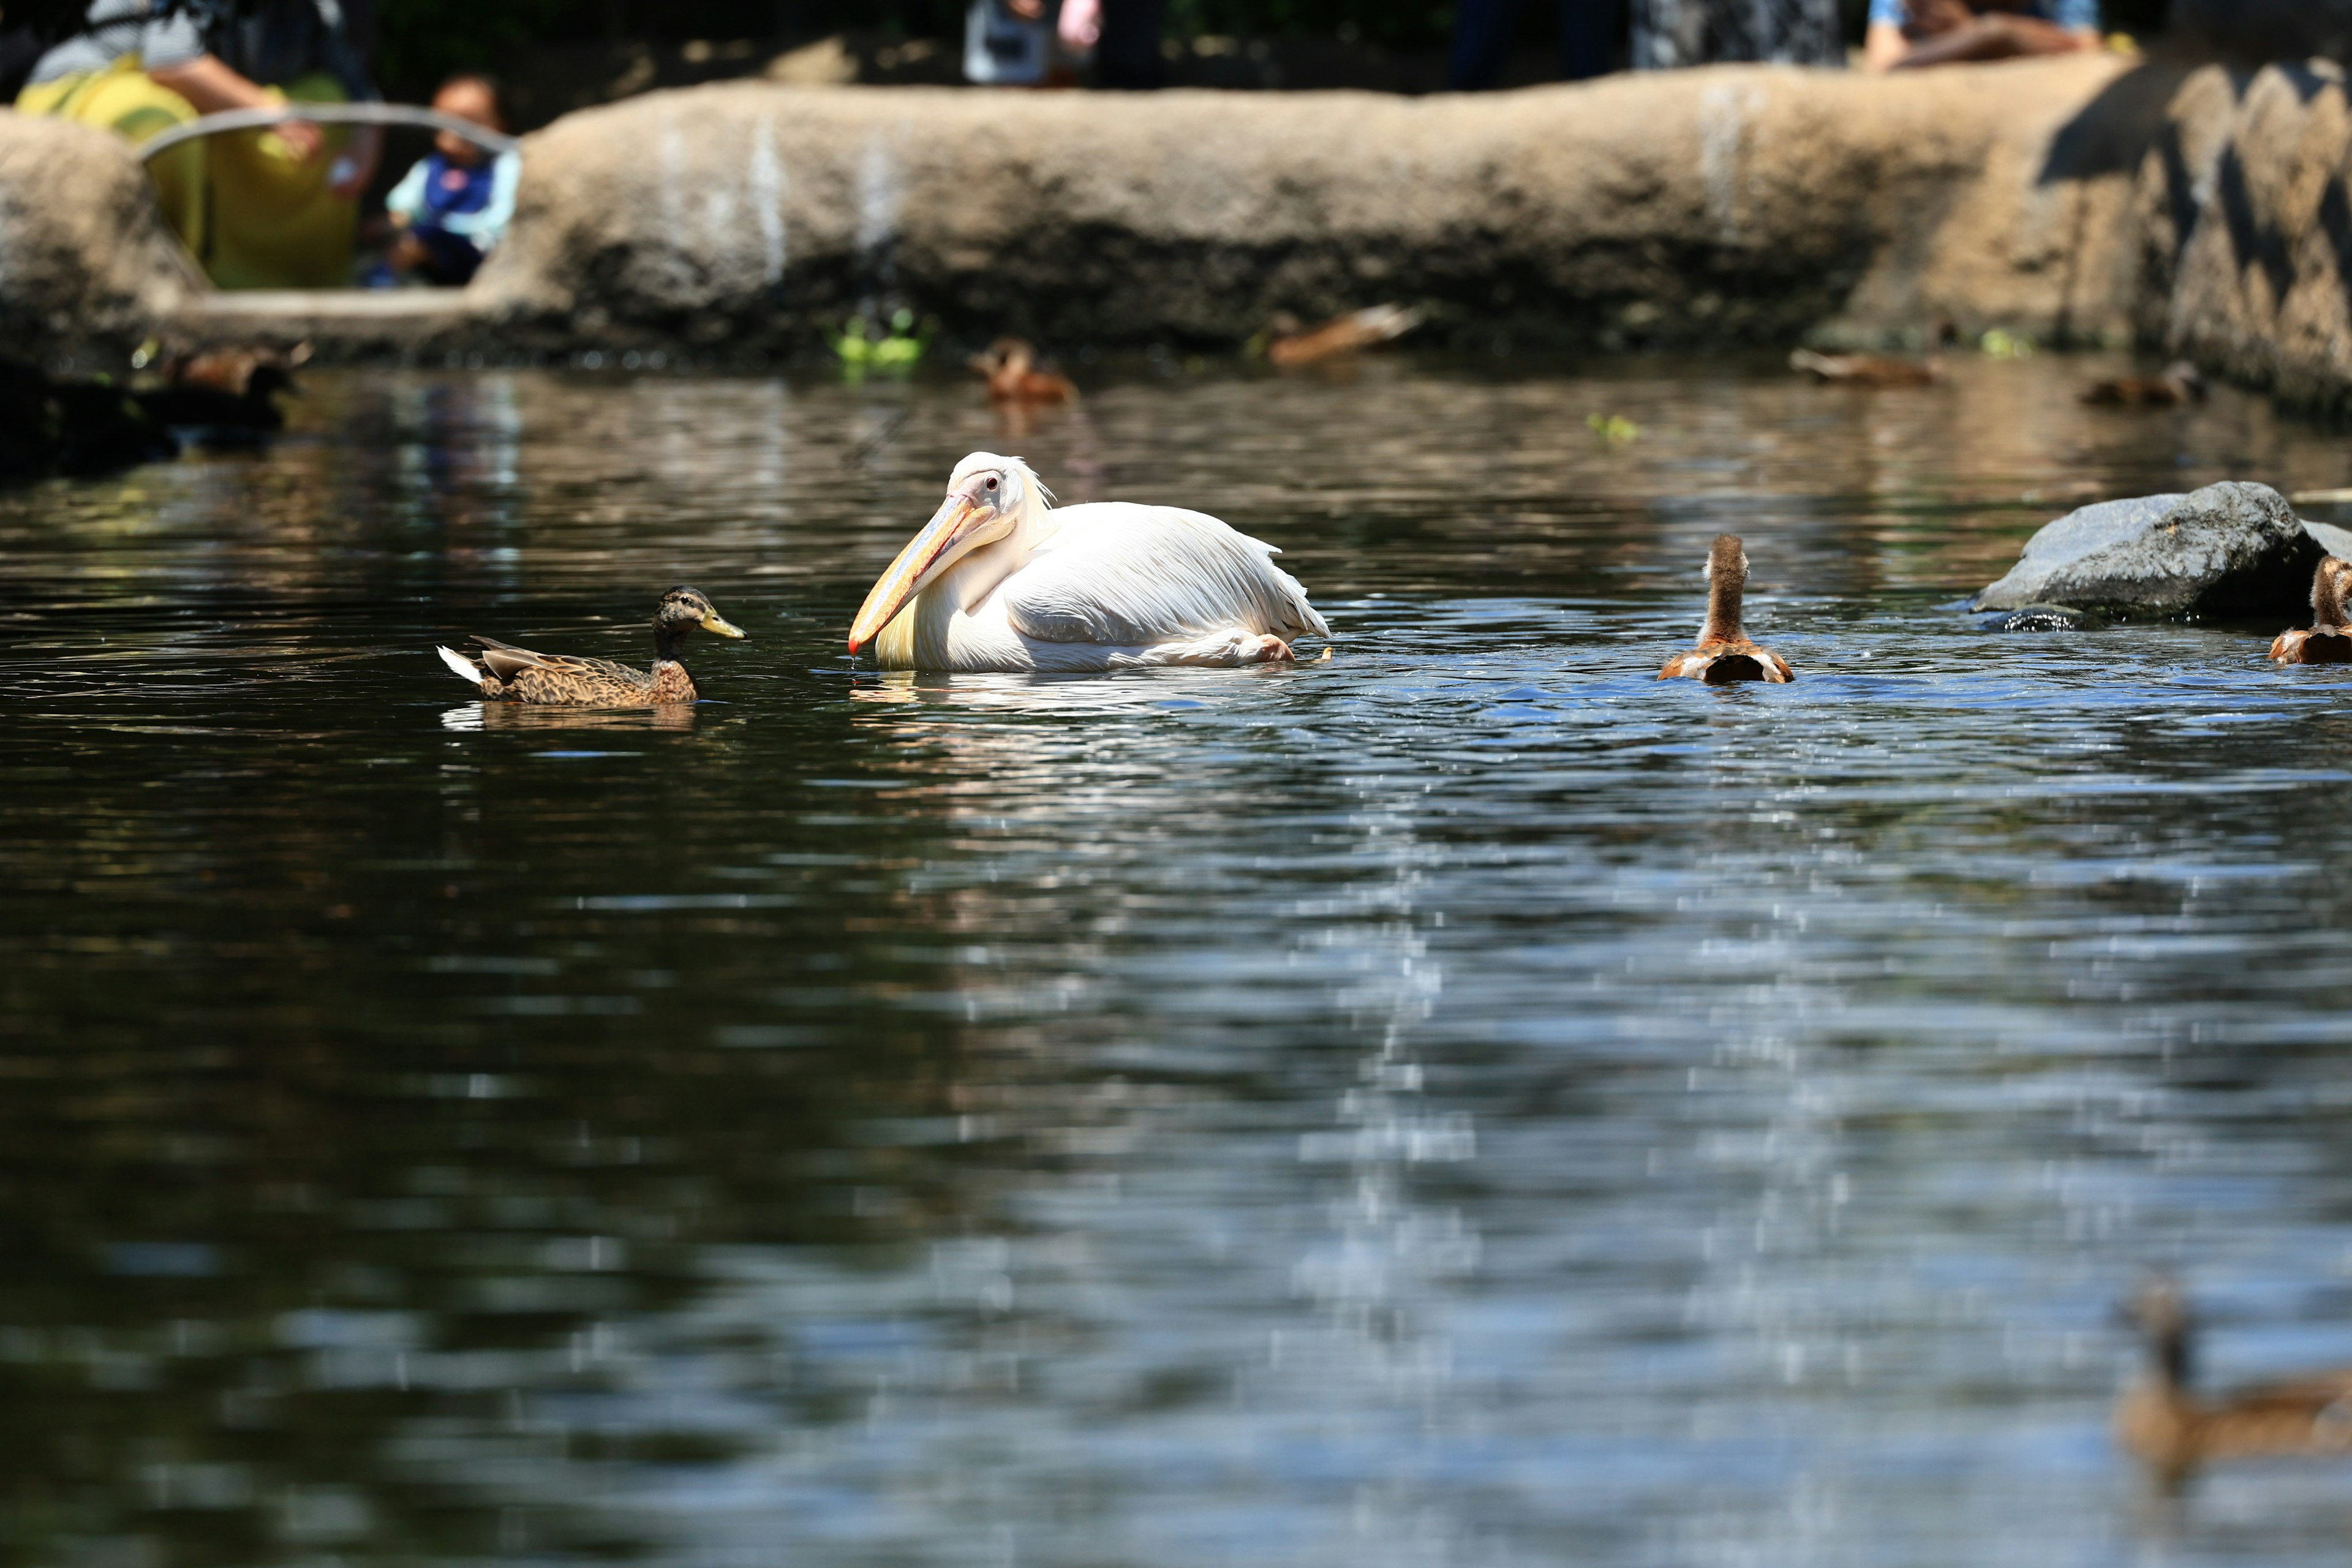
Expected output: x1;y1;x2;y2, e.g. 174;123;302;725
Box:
131;341;308;440
2081;360;2206;408
1790;348;1942;388
2116;1278;2352;1488
970;337;1076;405
1263;304;1423;368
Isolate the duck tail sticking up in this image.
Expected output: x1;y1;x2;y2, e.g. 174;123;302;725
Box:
1703;533;1747;644
437;645;485;685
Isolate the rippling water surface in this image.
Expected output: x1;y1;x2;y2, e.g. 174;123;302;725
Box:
10;354;2352;1567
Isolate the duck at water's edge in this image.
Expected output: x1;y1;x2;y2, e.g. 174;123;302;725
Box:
1658;534;1793;684
848;453;1325;673
2270;556;2352;665
2117;1279;2352;1488
436;587;745;705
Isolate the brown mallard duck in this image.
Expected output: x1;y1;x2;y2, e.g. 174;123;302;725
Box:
968;337;1076;405
435;587;745;706
1264;303;1423;367
1657;533;1793;684
2270;556;2352;665
2082;360;2206;408
2116;1279;2352;1488
130;343;309;438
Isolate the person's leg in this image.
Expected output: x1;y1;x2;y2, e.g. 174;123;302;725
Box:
411;225;486;286
1555;0;1621;80
1449;0;1522;90
1094;0;1165;88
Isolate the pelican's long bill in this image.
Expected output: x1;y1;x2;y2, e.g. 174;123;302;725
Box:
848;492;995;653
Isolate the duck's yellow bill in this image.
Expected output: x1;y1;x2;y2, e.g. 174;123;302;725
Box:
701;611;747;639
848;496;988;654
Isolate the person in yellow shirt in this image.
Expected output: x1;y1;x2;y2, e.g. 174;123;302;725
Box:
18;0;380;288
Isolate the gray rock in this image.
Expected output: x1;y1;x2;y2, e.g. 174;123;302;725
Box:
2302;519;2352;562
1972;481;2320;620
0;116;194;357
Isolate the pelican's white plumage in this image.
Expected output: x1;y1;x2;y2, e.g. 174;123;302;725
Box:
850;453;1327;672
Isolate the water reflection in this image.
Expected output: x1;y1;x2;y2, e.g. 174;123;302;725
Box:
7;356;2352;1567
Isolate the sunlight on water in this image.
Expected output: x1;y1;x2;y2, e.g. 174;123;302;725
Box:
6;354;2352;1567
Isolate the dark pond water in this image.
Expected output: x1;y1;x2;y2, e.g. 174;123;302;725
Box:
9;353;2352;1568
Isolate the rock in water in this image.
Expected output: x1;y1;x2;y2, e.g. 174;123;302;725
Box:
1971;482;2320;621
2301;519;2352;562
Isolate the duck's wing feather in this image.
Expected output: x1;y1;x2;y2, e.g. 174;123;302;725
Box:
472;635;651;690
1001;502;1328;647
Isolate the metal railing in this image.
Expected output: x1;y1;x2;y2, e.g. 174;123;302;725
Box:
136;102;519;162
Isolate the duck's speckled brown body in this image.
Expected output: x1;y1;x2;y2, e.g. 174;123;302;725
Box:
2271;557;2352;665
2117;1281;2352;1488
1659;534;1793;685
437;587;745;706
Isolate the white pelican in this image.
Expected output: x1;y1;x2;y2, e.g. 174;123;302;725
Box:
847;453;1329;672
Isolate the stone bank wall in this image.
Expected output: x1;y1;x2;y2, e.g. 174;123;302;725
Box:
20;48;2352;402
2158;59;2352;414
0;54;2152;359
470;55;2148;352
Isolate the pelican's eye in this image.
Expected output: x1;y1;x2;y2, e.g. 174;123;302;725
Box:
984;477;999;491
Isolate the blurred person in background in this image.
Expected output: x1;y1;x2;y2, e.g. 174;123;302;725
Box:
1863;0;2098;68
1449;0;1625;90
369;74;516;287
17;0;379;287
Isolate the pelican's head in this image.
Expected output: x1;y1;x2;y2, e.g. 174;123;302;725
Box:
848;452;1041;653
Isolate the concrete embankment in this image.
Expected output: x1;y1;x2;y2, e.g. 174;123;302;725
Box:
0;55;2147;362
13;48;2352;416
469;53;2148;353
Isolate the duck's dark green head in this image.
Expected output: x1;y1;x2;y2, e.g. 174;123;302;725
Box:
657;586;746;641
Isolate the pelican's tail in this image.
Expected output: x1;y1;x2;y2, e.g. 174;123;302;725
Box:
437;645;485;686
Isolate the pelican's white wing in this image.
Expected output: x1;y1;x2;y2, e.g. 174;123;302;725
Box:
1000;502;1328;647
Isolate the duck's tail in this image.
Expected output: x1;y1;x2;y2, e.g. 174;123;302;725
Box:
436;645;485;686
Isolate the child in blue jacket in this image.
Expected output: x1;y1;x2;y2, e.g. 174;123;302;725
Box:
374;74;518;286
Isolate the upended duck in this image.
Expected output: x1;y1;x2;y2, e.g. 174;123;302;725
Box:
436;587;745;704
1658;533;1793;684
847;453;1327;672
2269;555;2352;665
2117;1279;2352;1487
